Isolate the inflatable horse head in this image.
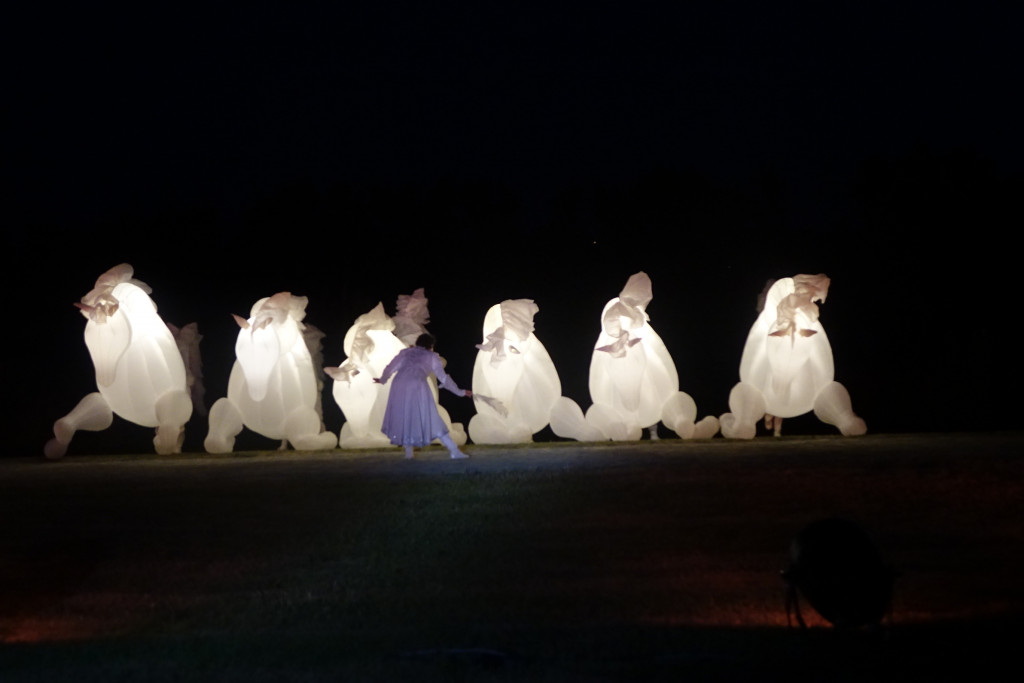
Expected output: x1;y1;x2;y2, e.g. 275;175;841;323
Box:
76;264;160;388
747;274;834;413
232;292;309;402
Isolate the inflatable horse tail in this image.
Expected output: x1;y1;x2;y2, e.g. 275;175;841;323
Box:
169;322;207;418
302;322;328;430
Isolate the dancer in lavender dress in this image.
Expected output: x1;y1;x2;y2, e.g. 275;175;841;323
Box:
374;333;472;459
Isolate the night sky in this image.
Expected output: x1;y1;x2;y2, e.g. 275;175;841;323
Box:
8;2;1022;455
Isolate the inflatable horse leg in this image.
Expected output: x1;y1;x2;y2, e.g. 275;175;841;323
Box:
549;396;606;442
204;398;244;453
720;382;766;439
468;412;532;445
44;392;114;459
661;392;721;440
585;402;641;441
662;391;699;439
693;416;722;439
153;389;193;455
284;406;338;451
814;382;867;436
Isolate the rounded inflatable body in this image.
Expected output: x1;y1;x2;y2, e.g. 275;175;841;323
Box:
720;275;866;438
205;292;337;452
551;272;718;441
45;264;195;458
469;299;561;444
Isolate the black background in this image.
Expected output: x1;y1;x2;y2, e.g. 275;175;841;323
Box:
8;2;1021;454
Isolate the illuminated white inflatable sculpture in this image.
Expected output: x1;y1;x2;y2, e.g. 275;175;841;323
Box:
469;299;562;443
326;289;466;448
550;272;719;441
205;292;337;452
44;264;198;458
719;274;867;438
326;303;407;448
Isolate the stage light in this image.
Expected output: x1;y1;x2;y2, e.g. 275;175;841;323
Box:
783;517;897;630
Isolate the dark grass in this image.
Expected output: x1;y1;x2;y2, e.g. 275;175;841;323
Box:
2;433;1023;681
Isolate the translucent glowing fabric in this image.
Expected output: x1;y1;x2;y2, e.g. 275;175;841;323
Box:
720;275;866;438
205;292;337;452
469;299;561;444
551;272;718;441
45;264;195;458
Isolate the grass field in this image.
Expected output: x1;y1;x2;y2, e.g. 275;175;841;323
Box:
2;433;1022;681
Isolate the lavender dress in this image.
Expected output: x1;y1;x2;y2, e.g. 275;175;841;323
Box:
379;346;467;447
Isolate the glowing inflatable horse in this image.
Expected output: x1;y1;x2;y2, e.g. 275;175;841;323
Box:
469;299;561;444
326;302;407;448
326;289;466;448
44;264;197;458
719;274;867;438
205;292;337;452
550;272;718;441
